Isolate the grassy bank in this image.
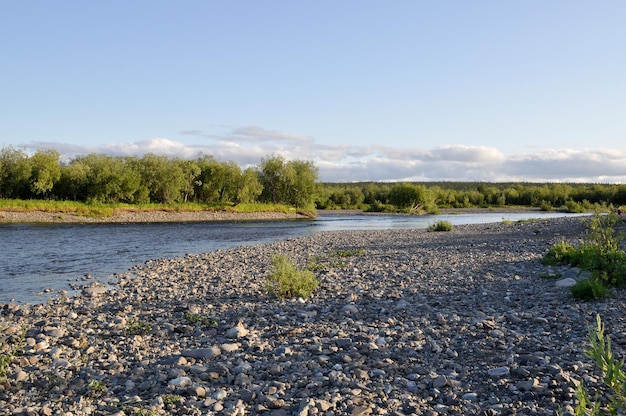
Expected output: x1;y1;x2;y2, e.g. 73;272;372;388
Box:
0;199;313;218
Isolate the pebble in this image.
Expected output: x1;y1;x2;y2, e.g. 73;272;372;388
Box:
1;217;622;415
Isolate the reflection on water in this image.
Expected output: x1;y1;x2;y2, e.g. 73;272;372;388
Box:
0;211;584;303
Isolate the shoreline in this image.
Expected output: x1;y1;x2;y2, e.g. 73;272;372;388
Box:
0;206;547;224
0;209;310;224
2;216;624;414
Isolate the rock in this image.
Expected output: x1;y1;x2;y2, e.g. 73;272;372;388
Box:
555;278;577;287
462;392;479;401
81;285;107;297
221;343;240;352
168;376;192;387
487;366;510;377
432;375;447;388
181;347;221;359
227;321;249;338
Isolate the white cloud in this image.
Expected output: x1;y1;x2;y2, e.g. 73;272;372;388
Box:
29;128;626;183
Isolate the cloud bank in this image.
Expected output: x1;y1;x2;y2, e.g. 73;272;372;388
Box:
30;126;626;183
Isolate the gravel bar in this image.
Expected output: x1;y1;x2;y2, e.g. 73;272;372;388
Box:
1;216;625;415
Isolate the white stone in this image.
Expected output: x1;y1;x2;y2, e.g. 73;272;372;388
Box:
168;376;192;387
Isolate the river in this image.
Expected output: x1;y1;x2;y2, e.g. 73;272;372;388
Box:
0;211;584;304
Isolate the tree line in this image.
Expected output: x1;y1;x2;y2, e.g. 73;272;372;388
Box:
0;146;318;210
2;146;625;212
317;181;626;213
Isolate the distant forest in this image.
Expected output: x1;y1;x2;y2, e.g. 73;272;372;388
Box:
1;146;625;213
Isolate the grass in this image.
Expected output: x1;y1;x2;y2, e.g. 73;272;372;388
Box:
543;212;626;300
184;313;218;328
162;394;183;405
126;319;152;335
266;254;319;299
0;199;309;218
428;220;454;232
88;380;107;397
0;327;25;382
566;315;626;415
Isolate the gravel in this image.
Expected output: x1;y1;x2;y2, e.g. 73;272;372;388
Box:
1;216;625;415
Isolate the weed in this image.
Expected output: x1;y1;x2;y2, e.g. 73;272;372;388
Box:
184;313;218;328
126;319;152;335
333;248;366;257
571;278;610;301
538;272;562;280
88;380;107;397
543;212;626;295
0;327;25;382
266;254;319;299
567;315;626;415
428;220;453;232
133;408;158;416
162;394;183;405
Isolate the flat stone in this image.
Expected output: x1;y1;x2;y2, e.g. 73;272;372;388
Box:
181;347;221;359
168;376;192;387
487;366;510;377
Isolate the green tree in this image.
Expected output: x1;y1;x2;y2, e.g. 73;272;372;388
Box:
258;155;318;209
56;159;90;201
134;154;186;203
29;149;62;198
235;167;263;204
176;159;201;203
0;146;31;198
80;154;142;203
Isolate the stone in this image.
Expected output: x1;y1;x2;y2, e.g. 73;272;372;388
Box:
487;366;510;377
555;278;577;288
227;321;249;338
168;376;192;387
181;347;221;359
432;375;447;388
82;285;107;297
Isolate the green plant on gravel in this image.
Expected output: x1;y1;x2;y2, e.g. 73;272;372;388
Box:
568;315;626;415
543;212;626;299
570;278;610;301
333;248;366;257
428;220;453;232
266;254;319;299
162;394;183;405
133;408;159;416
0;327;25;382
184;313;218;328
126;319;152;335
539;272;562;280
88;380;107;397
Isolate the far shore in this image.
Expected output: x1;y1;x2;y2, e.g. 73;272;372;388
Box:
0;206;553;224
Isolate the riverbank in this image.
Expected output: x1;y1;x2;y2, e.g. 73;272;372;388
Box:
1;216;623;415
0;209;310;224
0;207;544;224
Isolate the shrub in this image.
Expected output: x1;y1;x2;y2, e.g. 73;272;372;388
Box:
428;220;453;232
540;200;554;211
570;278;610;301
266;254;319;299
570;315;626;415
543;213;626;293
542;241;578;265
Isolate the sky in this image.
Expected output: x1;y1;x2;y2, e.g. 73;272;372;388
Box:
1;1;625;183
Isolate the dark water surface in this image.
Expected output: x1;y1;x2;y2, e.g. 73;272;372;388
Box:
0;211;583;304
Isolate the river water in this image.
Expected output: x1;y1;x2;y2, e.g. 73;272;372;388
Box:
0;211;583;304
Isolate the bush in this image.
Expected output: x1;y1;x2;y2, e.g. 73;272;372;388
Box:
542;241;578;265
266;254;319;299
570;278;610;301
428;220;453;232
570;315;626;415
543;213;626;293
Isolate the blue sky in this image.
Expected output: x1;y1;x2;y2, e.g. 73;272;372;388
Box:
2;1;625;182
